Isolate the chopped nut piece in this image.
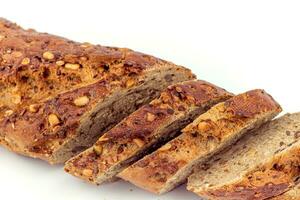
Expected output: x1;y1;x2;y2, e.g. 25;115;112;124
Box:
48;114;60;127
133;138;145;147
159;143;172;151
13;95;21;104
98;66;105;73
56;60;65;66
146;112;156;122
161;93;171;103
82;169;93;177
198;121;209;132
175;86;183;93
5;110;13;117
65;63;80;70
80;42;91;48
160;103;172;110
187;95;196;103
12;51;22;58
80;56;87;61
74;96;90;107
43;51;54;60
126;78;135;88
0;35;4;41
21;57;30;65
29;104;39;113
98;137;109;142
150;99;161;106
93;145;103;155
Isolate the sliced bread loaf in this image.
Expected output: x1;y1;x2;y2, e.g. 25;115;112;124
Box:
0;18;194;164
119;89;282;194
64;80;233;184
187;112;300;200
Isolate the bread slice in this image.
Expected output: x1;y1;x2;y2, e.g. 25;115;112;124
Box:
64;80;233;184
270;183;300;200
0;18;195;164
119;89;282;194
187;112;300;200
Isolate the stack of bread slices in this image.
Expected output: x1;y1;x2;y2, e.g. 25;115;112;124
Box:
0;18;299;200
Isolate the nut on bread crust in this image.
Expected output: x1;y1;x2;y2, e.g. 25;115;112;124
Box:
64;80;233;184
0;18;194;164
119;89;282;194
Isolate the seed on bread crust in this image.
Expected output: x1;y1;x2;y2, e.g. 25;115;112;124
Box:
5;110;13;117
133;138;145;147
146;112;156;122
82;169;93;177
48;114;60;127
160;103;172;110
65;63;80;70
43;51;54;60
98;137;109;142
56;60;65;66
126;78;135;88
198;121;210;132
175;86;183;93
159;143;172;151
12;51;22;58
29;104;39;113
93;145;103;155
21;57;30;65
74;96;89;107
13;95;21;104
80;42;91;48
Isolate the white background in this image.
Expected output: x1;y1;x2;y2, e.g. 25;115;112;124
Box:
0;1;299;200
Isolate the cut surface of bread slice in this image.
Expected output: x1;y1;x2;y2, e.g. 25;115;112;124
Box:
119;89;282;194
270;183;300;200
0;18;195;164
187;112;300;200
64;80;233;184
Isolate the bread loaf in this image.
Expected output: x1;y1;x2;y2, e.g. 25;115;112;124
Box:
119;90;282;194
64;80;233;184
0;18;195;164
187;112;300;200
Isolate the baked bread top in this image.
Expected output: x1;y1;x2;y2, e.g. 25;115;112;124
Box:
0;18;194;163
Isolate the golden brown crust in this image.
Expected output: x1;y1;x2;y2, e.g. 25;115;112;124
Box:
119;89;282;194
64;80;233;183
196;142;300;200
0;18;194;163
224;90;280;118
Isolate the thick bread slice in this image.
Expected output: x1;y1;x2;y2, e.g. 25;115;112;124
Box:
119;89;282;194
64;80;233;184
270;183;300;200
187;112;300;200
0;18;195;164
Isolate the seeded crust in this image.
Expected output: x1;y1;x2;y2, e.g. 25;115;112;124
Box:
119;89;282;194
0;18;195;164
187;113;300;200
64;80;233;184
